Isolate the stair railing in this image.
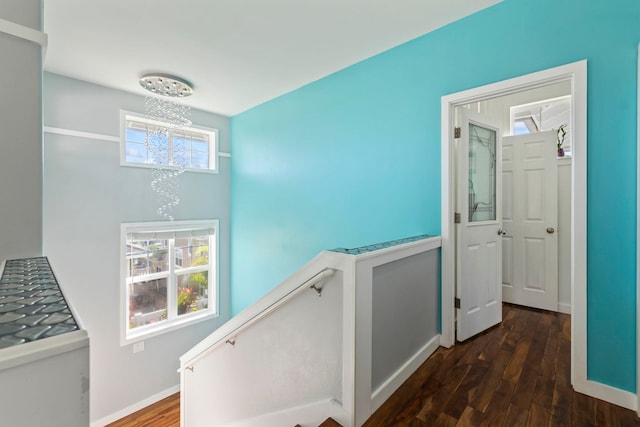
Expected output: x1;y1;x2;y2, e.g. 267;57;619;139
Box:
180;267;336;371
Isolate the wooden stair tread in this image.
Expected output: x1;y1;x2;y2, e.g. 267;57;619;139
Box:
294;418;342;427
319;418;342;427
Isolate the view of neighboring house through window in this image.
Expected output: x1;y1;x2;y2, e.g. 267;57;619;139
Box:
121;219;218;343
121;112;218;172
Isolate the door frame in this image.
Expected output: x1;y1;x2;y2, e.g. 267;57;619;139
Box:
441;60;589;395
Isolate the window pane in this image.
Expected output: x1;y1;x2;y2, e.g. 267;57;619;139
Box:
172;151;190;168
129;277;168;330
191;139;208;152
173;135;189;151
191;150;209;169
468;123;496;222
127;128;147;143
146;131;169;165
127;239;170;276
125;141;149;163
513;121;530;135
177;273;208;316
175;236;209;268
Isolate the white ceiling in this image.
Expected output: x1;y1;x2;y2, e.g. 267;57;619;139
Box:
43;0;501;117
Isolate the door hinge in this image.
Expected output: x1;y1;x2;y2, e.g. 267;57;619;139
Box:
454;127;461;138
454;297;461;309
454;212;461;224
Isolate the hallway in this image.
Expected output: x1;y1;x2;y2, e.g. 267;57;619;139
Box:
363;304;640;426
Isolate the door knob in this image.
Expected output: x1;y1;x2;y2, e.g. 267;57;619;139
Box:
497;228;507;236
546;227;555;234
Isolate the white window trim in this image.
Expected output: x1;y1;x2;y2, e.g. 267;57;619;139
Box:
120;110;219;174
120;219;219;346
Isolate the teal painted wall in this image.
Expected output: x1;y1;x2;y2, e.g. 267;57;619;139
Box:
231;0;639;392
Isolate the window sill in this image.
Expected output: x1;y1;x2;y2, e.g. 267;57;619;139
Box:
119;161;219;174
121;310;219;346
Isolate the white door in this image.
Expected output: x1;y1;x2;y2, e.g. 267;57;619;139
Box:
502;131;558;311
456;109;503;341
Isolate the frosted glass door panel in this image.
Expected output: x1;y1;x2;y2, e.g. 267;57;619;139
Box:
468;123;497;222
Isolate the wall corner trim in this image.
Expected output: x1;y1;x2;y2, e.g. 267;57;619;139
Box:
0;18;47;48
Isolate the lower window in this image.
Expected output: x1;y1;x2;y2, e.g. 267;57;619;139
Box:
121;219;218;344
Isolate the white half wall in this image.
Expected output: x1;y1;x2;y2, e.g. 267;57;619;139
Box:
42;72;231;423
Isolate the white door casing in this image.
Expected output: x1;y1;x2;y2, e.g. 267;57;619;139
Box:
440;60;626;410
455;109;503;342
502;131;559;311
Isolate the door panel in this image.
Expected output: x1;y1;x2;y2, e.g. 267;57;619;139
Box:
456;109;503;341
523;237;544;289
502;131;558;311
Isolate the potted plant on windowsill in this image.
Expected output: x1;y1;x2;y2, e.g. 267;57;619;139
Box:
557;124;568;157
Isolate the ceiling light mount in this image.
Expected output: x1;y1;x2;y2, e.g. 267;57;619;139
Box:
139;73;194;97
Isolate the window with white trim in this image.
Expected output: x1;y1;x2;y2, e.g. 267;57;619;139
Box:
121;112;218;172
121;220;218;343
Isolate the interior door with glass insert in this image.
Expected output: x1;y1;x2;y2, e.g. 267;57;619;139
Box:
456;108;503;341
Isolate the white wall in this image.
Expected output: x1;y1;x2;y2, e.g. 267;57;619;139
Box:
0;1;43;262
184;273;343;427
42;73;231;424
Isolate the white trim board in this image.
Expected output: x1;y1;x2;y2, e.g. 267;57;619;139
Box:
371;334;440;410
575;379;637;412
44;126;232;157
44;126;120;143
90;384;180;427
441;60;590;398
557;303;571;315
223;398;348;427
0;17;47;47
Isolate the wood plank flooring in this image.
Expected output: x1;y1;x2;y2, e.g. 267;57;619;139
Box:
364;304;640;427
108;304;639;427
106;392;179;427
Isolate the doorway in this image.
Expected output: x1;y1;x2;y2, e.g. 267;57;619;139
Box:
440;61;587;390
457;82;572;315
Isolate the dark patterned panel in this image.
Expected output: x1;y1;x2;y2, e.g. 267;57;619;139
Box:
0;257;79;349
330;234;435;255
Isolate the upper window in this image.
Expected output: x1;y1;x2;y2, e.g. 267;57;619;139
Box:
121;219;218;344
121;112;218;172
510;96;571;156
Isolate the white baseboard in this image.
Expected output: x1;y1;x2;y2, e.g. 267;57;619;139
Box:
90;384;180;427
223;398;349;427
371;334;440;411
558;302;571;314
574;378;637;412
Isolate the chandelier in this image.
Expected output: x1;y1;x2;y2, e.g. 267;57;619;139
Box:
139;73;193;220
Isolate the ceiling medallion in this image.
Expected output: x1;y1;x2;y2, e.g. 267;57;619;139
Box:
139;73;194;98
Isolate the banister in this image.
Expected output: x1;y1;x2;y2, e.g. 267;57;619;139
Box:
180;267;336;371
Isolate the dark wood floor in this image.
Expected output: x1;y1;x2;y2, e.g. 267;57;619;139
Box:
109;304;639;427
106;392;179;427
364;304;640;426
